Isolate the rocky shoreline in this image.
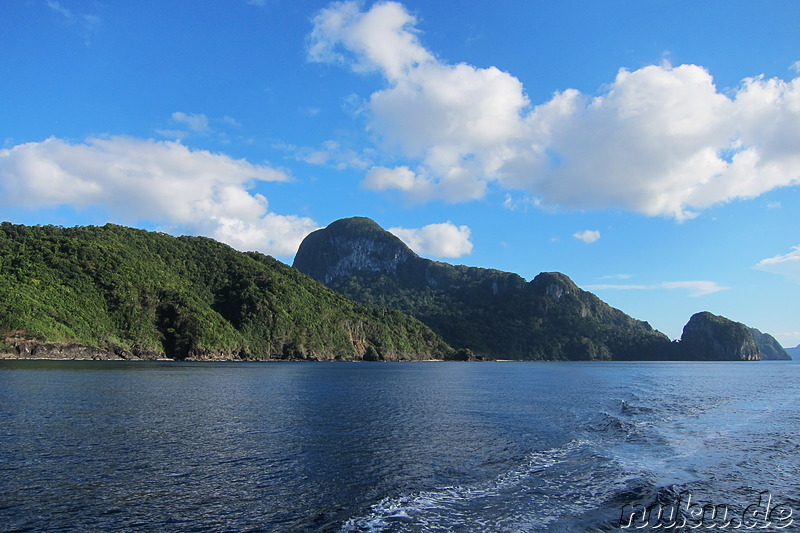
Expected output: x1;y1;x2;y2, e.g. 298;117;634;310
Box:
0;339;428;362
0;339;268;362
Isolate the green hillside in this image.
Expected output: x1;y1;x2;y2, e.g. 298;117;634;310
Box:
294;217;673;361
0;222;451;361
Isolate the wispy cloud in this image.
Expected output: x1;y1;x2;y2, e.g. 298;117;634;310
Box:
502;193;541;212
755;245;800;282
47;1;101;44
172;111;210;133
309;1;800;219
157;112;211;140
47;1;71;18
282;139;372;170
586;280;728;297
599;274;632;280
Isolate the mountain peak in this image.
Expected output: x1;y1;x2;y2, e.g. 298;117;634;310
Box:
294;217;674;360
294;217;417;284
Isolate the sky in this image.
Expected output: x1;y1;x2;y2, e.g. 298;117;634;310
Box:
2;0;799;347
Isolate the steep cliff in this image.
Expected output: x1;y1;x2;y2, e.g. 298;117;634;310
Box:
294;217;673;360
749;327;792;360
678;312;763;360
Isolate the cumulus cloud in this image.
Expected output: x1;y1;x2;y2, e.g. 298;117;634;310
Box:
309;1;800;219
586;281;729;297
755;245;800;282
0;136;317;256
389;221;473;257
573;229;601;243
308;1;433;80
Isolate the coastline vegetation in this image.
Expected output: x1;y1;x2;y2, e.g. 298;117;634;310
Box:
0;222;451;361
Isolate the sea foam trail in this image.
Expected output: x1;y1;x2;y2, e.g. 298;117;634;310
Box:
340;439;637;532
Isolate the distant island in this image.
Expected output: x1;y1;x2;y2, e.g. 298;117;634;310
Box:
0;219;791;362
786;345;800;360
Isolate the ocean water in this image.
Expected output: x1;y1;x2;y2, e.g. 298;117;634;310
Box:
0;360;798;532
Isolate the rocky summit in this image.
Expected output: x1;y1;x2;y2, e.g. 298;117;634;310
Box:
294;217;793;362
677;312;791;361
295;217;674;361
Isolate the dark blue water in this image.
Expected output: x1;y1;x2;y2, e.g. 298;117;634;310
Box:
1;361;798;532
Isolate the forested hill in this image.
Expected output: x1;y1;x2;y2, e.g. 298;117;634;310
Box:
0;222;451;361
294;218;792;362
294;217;674;361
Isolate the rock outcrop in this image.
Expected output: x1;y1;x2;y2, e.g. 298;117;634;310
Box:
293;217;415;284
677;312;788;361
749;328;792;360
294;217;673;361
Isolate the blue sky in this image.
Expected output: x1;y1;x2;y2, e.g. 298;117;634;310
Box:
2;0;799;346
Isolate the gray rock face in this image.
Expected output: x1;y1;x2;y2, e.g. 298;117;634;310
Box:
1;340;127;360
294;217;672;361
680;312;760;360
749;328;792;360
294;217;416;284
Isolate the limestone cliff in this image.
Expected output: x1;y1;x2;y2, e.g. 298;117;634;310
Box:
293;217;416;284
749;327;792;360
679;312;762;360
294;217;672;361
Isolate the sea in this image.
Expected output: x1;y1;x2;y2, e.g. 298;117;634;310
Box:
0;360;798;532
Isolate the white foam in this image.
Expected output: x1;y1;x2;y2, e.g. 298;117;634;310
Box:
340;439;596;532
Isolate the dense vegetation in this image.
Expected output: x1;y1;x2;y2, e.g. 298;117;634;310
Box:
677;311;791;361
0;222;451;360
294;217;674;361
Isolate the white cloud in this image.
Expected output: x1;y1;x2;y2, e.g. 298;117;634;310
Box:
389;221;473;258
172;111;210;133
599;274;632;280
158;112;212;140
363;165;433;199
502;193;541;212
791;61;800;74
288;139;371;170
573;229;601;243
755;245;800;282
47;1;72;18
660;281;729;297
309;2;800;219
0;136;317;256
308;1;433;81
586;281;729;297
47;1;101;44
